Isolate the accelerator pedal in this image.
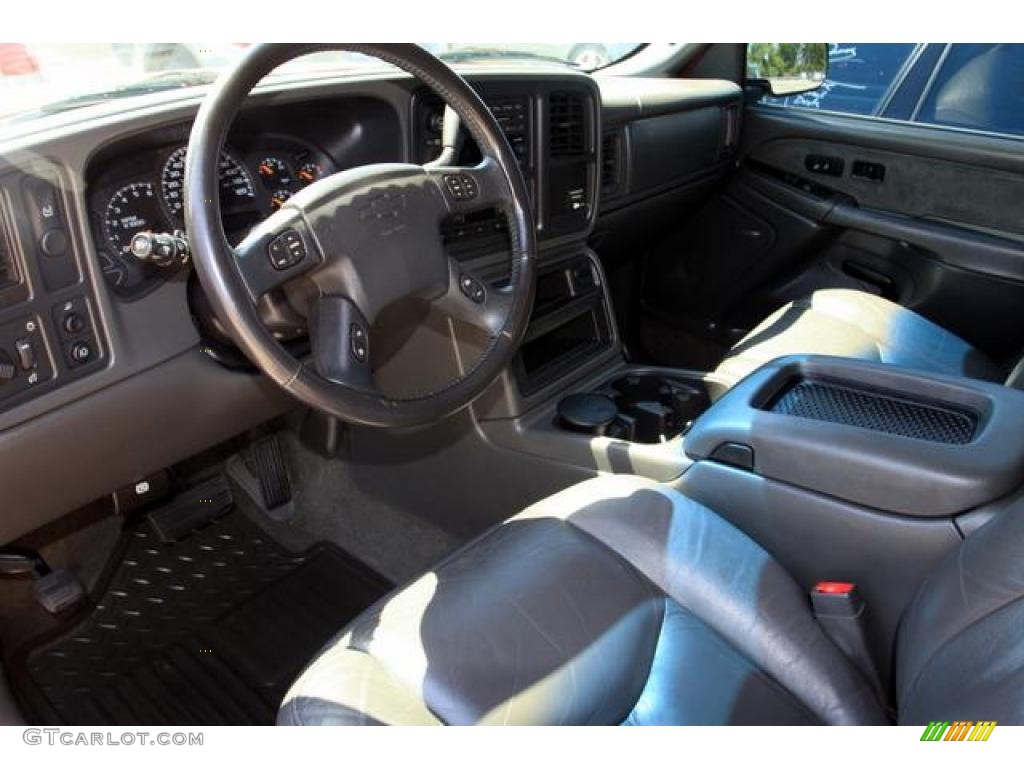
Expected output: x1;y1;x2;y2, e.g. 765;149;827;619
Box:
145;474;233;543
245;435;293;511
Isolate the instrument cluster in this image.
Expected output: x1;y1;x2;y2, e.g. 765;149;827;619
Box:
90;138;333;299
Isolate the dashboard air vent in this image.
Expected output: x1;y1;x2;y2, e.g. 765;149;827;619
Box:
601;131;624;196
549;92;587;157
0;205;19;292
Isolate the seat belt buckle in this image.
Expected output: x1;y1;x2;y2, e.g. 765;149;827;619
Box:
811;581;863;616
811;581;882;694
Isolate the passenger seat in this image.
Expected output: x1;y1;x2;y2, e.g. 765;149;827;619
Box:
713;289;1018;393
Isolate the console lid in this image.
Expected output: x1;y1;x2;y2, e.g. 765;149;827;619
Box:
684;355;1024;517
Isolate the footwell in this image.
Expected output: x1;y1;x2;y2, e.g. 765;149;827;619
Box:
10;510;390;725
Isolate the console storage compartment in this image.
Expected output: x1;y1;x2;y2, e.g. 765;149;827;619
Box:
513;254;612;396
684;355;1024;517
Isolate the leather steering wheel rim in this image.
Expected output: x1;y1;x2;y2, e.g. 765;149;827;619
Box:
185;43;536;428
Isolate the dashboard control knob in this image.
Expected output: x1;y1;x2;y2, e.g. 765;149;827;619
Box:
69;341;93;366
39;228;69;257
129;230;189;267
62;313;85;335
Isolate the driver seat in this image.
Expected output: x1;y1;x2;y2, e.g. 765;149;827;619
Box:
277;475;1024;725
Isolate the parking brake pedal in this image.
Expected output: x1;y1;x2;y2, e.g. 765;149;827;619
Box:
145;475;233;543
0;546;87;615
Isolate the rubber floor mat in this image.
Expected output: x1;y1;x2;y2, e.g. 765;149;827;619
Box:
12;511;391;725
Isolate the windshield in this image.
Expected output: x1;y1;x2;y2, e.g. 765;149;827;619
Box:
0;43;644;122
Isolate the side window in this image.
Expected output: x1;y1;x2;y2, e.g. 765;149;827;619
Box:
914;44;1024;137
760;43;918;116
757;43;1024;139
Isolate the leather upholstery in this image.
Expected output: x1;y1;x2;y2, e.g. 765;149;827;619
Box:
279;475;887;725
896;493;1024;724
713;289;1004;393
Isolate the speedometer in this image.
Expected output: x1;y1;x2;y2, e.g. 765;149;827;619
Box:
160;146;256;219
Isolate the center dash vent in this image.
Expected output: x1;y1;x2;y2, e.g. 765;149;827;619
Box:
549;91;587;158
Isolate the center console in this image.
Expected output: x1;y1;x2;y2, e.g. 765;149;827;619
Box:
683;354;1024;517
670;354;1024;685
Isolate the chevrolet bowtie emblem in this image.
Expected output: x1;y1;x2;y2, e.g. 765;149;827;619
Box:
358;191;407;222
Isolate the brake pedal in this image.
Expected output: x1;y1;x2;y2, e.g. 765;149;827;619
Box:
0;547;87;614
145;475;233;543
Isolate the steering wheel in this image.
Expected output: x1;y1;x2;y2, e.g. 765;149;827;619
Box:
185;44;536;428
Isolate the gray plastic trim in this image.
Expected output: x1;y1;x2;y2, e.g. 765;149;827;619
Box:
0;348;292;544
684;355;1024;517
482;364;732;483
596;77;742;125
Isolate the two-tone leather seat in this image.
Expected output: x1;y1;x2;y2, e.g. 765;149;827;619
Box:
713;289;1019;392
278;474;1024;726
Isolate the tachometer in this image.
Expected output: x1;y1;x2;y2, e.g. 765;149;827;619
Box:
161;146;256;219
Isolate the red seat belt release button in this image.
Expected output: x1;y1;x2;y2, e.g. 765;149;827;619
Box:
812;581;863;616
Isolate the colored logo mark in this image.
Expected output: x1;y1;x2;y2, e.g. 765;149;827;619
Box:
920;721;996;741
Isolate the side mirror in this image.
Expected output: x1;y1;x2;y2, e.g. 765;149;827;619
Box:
746;43;828;96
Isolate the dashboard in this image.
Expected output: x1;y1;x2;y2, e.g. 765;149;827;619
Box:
0;71;602;432
0;65;740;546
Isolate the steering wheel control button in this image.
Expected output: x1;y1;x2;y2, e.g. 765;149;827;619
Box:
444;174;478;201
459;273;486;303
268;229;306;270
350;324;368;363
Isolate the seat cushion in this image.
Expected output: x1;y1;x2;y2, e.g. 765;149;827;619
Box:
278;476;886;726
714;289;1003;392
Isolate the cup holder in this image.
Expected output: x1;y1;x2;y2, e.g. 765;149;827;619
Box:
556;373;712;443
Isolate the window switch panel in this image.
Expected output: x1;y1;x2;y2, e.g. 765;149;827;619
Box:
852;160;886;182
805;155;845;177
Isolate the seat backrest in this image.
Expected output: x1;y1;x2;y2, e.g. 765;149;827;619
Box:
896;495;1024;724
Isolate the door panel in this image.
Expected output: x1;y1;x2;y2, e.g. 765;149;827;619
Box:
641;105;1024;364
